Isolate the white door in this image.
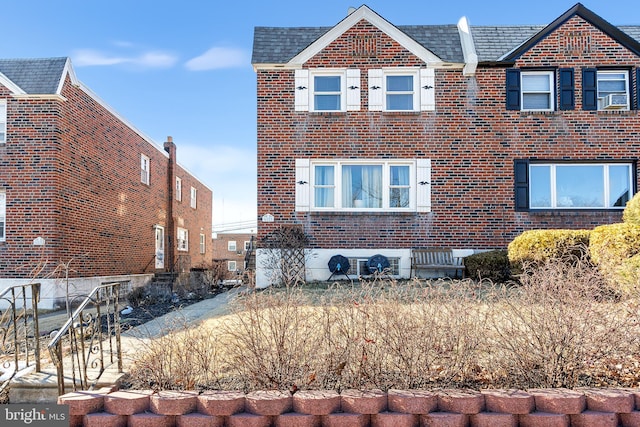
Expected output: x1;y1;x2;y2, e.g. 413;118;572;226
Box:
155;226;165;269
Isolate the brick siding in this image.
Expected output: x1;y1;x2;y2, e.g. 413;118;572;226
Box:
0;74;212;279
256;16;638;250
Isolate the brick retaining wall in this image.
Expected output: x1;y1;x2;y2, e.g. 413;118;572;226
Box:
58;387;640;426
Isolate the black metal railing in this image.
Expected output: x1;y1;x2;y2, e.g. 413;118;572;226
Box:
0;283;42;392
47;283;123;395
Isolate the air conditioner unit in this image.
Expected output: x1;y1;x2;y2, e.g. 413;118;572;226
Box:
601;93;628;109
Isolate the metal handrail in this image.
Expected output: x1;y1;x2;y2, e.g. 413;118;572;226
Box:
0;283;41;392
47;283;122;395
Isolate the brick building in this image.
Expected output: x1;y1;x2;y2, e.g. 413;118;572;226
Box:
0;57;212;308
252;3;640;286
212;232;256;277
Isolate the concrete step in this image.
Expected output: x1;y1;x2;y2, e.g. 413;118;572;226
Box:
9;366;125;403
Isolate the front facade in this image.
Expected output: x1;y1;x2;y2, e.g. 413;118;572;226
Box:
252;4;640;286
0;57;213;307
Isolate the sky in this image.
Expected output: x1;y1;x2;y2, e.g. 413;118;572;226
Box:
3;0;638;233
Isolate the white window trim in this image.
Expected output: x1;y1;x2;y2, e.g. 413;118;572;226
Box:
529;163;633;209
0;190;5;242
190;186;197;209
597;69;630;111
520;71;555;112
176;177;182;201
369;68;435;112
140;154;150;185
200;233;206;254
295;68;361;112
177;227;189;251
0;100;6;144
228;240;237;252
228;260;237;272
296;159;432;213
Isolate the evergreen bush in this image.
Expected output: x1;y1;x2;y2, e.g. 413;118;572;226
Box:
464;250;511;283
507;229;591;266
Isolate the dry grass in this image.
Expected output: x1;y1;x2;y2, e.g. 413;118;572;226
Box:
125;260;640;392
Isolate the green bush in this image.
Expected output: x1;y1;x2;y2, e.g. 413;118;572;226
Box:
507;229;591;266
464;250;511;283
589;222;640;295
622;191;640;225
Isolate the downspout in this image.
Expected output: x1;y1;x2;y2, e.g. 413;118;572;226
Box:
458;16;478;76
164;136;176;273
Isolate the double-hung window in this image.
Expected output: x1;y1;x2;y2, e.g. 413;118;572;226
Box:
521;71;554;111
582;68;631;110
311;160;414;210
140;154;150;185
313;74;343;111
597;70;629;110
369;68;435;112
190;187;197;209
177;227;189;251
228;240;237;252
200;233;206;254
176;177;182;201
515;160;633;210
295;69;360;112
0;100;6;144
0;191;5;241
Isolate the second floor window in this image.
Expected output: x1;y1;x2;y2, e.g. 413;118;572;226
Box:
200;233;206;254
176;177;182;201
385;74;416;111
313;74;342;111
190;187;197;209
140;154;150;185
228;241;237;251
521;71;554;111
597;70;629;110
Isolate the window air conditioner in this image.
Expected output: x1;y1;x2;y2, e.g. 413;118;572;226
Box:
601;93;628;109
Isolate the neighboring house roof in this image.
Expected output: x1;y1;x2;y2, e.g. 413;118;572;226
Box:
502;3;640;61
252;3;640;67
0;57;69;94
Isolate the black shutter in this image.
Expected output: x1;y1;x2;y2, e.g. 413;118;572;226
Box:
514;160;529;211
506;69;521;110
582;68;598;110
559;68;575;110
636;68;640;110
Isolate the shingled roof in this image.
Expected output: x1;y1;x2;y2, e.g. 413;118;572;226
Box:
0;57;68;94
252;8;640;67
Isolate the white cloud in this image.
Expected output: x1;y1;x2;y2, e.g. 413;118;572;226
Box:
185;47;248;71
72;48;178;68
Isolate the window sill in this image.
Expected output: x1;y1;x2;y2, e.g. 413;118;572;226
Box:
305;210;418;216
596;110;636;116
524;209;624;216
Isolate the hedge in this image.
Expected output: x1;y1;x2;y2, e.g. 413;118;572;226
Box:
507;229;591;266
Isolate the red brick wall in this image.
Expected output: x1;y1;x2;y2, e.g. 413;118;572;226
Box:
256;17;638;249
0;75;212;279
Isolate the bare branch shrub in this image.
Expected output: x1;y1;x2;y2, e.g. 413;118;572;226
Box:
485;255;640;388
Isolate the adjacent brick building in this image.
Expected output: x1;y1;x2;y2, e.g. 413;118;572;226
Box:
0;57;213;308
252;3;640;286
212;232;256;276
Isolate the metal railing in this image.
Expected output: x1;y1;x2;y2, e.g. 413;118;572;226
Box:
0;283;42;392
47;283;123;395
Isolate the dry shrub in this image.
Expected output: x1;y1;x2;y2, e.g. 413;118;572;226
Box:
485;256;640;389
126;316;224;391
126;268;640;392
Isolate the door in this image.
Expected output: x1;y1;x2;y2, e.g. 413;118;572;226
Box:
155;226;165;269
